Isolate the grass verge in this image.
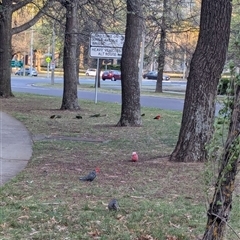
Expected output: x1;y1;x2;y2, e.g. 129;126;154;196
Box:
0;93;239;239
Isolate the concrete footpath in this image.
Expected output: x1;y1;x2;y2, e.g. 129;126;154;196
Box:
0;112;32;186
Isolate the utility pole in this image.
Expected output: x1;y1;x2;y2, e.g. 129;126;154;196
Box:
47;45;50;79
29;28;34;77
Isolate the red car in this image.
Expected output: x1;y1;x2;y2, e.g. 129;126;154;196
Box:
102;70;121;81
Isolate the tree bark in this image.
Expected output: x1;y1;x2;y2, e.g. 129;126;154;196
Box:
155;0;167;93
61;0;80;110
203;80;240;239
0;0;13;97
76;43;80;85
117;0;143;126
170;0;232;162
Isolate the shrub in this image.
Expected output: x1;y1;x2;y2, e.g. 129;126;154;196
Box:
218;78;230;95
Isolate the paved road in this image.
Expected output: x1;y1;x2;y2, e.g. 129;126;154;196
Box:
11;75;185;112
11;75;187;88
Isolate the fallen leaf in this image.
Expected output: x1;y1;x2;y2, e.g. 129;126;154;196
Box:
166;235;178;240
169;221;180;228
138;235;155;240
116;214;125;221
88;229;100;237
17;215;29;220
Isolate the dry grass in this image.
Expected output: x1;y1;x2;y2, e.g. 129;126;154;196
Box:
0;93;239;240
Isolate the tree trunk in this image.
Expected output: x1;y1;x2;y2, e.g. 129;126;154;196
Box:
0;1;13;97
117;0;143;127
0;0;53;98
203;79;240;239
170;0;232;162
61;0;80;110
155;28;166;93
155;0;167;93
76;44;80;85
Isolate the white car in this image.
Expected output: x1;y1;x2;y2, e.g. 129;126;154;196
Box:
15;67;38;76
85;68;97;76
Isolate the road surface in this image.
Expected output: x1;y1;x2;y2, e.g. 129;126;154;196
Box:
11;75;186;111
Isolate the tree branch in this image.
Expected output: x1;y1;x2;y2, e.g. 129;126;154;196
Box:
12;0;35;12
11;0;54;35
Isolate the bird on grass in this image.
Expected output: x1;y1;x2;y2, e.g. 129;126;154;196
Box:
89;113;101;118
76;115;83;119
108;199;119;211
153;115;161;120
50;115;61;119
141;113;145;117
131;152;138;162
79;168;100;182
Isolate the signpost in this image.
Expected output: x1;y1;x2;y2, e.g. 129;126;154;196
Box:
45;57;51;63
90;33;125;48
50;61;55;70
90;33;124;59
90;32;125;103
44;51;52;79
11;60;23;68
90;47;122;58
45;56;51;79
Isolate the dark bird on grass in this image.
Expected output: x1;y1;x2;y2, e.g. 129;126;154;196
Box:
76;115;83;119
50;115;61;119
90;113;101;118
141;113;145;117
79;168;100;182
108;199;119;211
153;115;161;120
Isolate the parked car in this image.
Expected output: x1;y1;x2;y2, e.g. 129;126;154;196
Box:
102;70;121;81
15;67;38;76
85;68;97;76
143;71;170;81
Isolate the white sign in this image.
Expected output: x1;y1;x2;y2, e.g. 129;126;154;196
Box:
50;61;55;70
90;33;125;48
90;47;122;58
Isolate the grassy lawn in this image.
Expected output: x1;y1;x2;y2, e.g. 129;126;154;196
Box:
0;93;239;239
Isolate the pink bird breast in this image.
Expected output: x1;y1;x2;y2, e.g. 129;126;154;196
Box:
131;152;138;161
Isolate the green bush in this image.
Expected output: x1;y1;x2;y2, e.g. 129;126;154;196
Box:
105;64;121;70
218;78;230;95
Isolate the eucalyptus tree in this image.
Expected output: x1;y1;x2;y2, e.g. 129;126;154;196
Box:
59;0;80;110
170;0;232;162
0;0;53;97
202;72;240;239
59;0;126;109
117;0;143;126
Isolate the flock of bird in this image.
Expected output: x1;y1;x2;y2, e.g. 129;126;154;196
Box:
78;151;140;211
50;112;161;210
79;168;119;211
50;114;161;120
